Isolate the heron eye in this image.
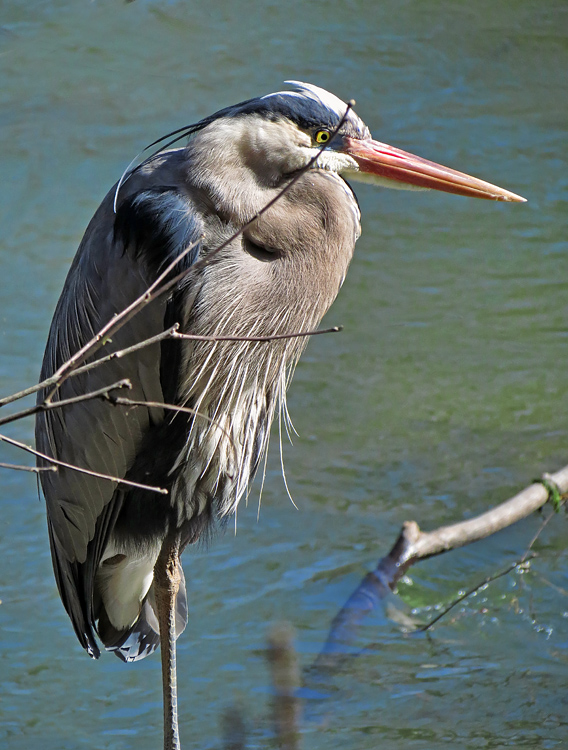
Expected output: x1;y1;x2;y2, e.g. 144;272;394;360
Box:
315;130;331;144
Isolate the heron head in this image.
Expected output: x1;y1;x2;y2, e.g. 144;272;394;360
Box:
192;81;525;203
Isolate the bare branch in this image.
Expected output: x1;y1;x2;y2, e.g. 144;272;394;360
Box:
64;325;341;391
419;553;537;632
109;396;231;437
0;462;57;473
0;329;180;408
0;382;52;409
1;103;354;414
317;463;568;665
104;396;239;468
173;325;342;344
0;380;132;429
0;324;342;412
1;383;236;487
43;242;203;402
0;433;167;495
41;102;354;401
389;465;568;571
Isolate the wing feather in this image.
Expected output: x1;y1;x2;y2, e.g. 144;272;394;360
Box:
36;164;202;655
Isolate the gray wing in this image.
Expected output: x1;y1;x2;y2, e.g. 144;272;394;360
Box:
36;176;202;657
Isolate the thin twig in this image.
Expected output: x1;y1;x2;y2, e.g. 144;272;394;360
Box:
42;102;354;401
1;103;353;412
0;328;180;407
63;324;341;388
0;433;167;494
523;502;559;554
44;240;203;402
2;387;236;480
174;325;342;344
418;553;537;632
104;396;236;452
418;502;554;633
0;325;343;412
420;488;564;633
0;380;132;429
532;571;568;598
0;381;54;408
0;462;57;473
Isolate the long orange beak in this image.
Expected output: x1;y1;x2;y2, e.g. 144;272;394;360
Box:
344;136;526;202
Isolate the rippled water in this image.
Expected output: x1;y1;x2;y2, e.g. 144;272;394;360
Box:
1;1;567;748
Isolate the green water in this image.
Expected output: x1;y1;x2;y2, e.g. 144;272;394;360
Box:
1;1;567;748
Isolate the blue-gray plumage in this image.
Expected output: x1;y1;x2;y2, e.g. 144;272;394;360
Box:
35;82;524;749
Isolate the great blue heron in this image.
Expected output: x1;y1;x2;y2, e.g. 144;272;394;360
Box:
36;81;524;749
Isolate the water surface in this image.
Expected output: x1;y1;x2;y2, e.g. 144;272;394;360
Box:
1;1;567;748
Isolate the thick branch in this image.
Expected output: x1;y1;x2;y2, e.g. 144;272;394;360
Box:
317;463;568;666
387;464;568;573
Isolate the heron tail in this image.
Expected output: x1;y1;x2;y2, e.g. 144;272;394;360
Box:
97;563;188;663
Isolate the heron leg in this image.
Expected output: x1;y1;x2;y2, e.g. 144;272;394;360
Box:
154;533;182;750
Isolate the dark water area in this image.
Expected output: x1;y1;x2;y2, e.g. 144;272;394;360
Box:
1;1;567;748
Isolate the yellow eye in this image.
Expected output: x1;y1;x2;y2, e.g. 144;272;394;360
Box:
315;130;331;144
